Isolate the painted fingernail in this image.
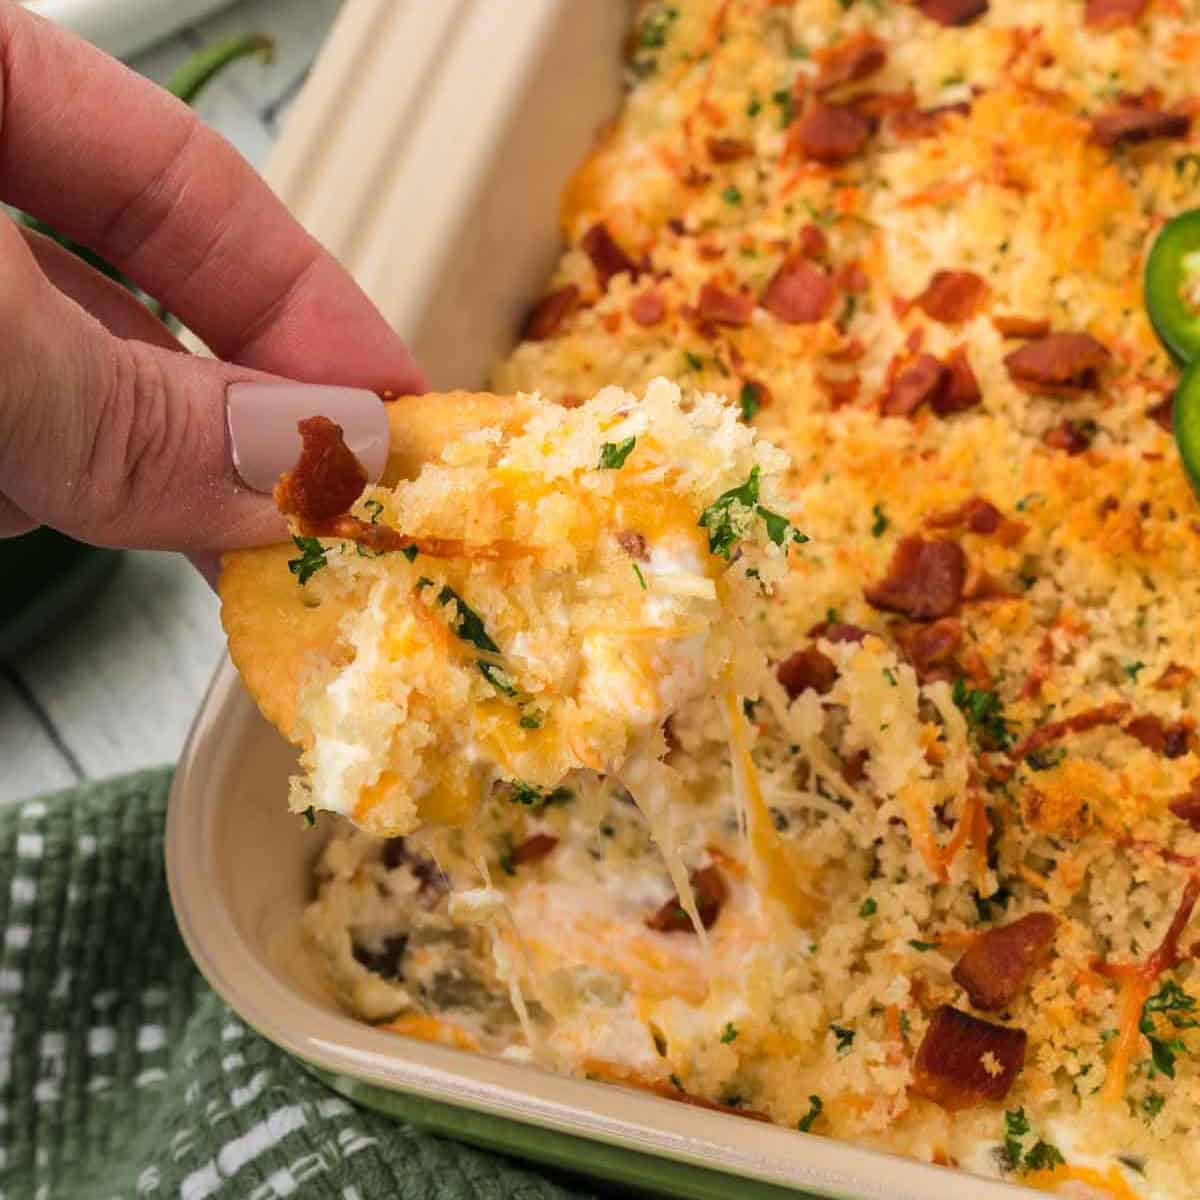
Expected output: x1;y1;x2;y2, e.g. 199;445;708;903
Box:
226;383;389;493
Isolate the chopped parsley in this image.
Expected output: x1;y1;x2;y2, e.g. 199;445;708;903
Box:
508;782;574;808
1003;1108;1030;1171
363;498;384;523
498;851;515;877
859;897;877;918
771;86;794;127
830;1024;855;1054
1023;1141;1066;1172
870;503;889;538
908;939;939;952
400;545;419;562
1140;980;1198;1079
288;536;327;585
1124;660;1146;683
746;96;762;117
1025;747;1065;772
1176;153;1200;181
632;563;648;590
435;585;519;697
738;381;761;422
797;1094;823;1132
598;436;637;469
882;668;897;687
638;4;678;48
973;885;1012;923
669;1073;684;1091
1014;492;1045;513
518;709;544;730
698;466;808;559
683;349;704;372
722;184;743;206
720;1022;739;1044
301;806;316;828
1142;1091;1165;1120
952;677;1014;751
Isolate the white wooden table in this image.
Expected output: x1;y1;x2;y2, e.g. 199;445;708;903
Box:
0;0;345;804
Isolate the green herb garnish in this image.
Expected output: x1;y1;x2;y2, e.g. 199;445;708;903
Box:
952;677;1013;750
1003;1108;1030;1171
871;503;889;538
797;1094;823;1132
435;585;519;697
1125;661;1146;683
301;806;316;828
859;898;877;918
632;563;648;590
723;185;743;206
908;939;939;952
698;467;807;559
1023;1142;1066;1172
508;782;574;808
1142;1091;1165;1120
1026;747;1065;772
830;1024;855;1054
519;709;544;730
598;436;637;469
683;349;705;372
720;1022;739;1044
738;381;761;422
771;86;794;127
288;536;327;585
1140;980;1198;1079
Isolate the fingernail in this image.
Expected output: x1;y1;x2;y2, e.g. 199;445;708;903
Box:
226;383;389;493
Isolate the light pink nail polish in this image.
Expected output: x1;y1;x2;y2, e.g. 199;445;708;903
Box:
226;383;389;493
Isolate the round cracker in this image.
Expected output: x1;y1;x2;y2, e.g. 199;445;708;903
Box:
220;391;529;742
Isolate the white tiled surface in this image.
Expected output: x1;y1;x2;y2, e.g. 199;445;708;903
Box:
1;0;346;804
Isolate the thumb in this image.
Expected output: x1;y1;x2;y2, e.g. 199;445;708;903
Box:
0;220;388;553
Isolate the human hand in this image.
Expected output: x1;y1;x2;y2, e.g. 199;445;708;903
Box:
0;3;425;568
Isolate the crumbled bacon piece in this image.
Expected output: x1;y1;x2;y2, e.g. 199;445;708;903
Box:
582;223;639;288
1085;0;1149;25
882;354;949;418
1003;332;1110;396
951;913;1057;1011
741;379;772;413
842;749;870;785
1013;702;1131;759
1169;778;1200;831
791;100;874;163
275;415;368;524
913;1006;1026;1108
617;530;649;561
1092;103;1191;148
928;496;1028;546
646;866;727;933
630;289;665;327
509;834;559;866
993;314;1050;339
763;256;835;324
1147;395;1174;432
814;32;886;93
891;102;970;141
776;646;838;698
1043;419;1096;455
1125;716;1192;759
913;271;989;325
895;617;962;682
797;224;829;260
697;282;754;327
706;136;752;163
808;621;869;645
917;0;988;25
523;284;580;341
821;375;861;409
933;347;983;415
865;536;967;621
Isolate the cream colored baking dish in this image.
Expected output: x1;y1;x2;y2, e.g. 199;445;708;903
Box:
167;2;1037;1196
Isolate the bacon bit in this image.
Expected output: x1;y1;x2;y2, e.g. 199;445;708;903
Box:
523;284;581;341
912;1006;1026;1109
951;913;1057;1011
828;337;866;363
303;514;532;562
696;282;754;327
791;100;874;163
1043;419;1096;456
646;865;727;933
617;530;649;561
705;135;752;163
1169;778;1200;830
808;620;870;645
913;271;989;325
796;224;829;259
927;497;1026;545
933;347;983;415
1012;702;1132;760
917;0;989;25
841;749;870;786
1156;662;1195;691
1147;395;1175;432
1003;332;1110;396
882;354;949;417
814;32;886;93
509;834;559;866
581;222;639;289
837;263;869;294
894;617;962;682
1022;633;1055;700
993;314;1050;339
891;102;971;141
1094;875;1200;1102
866;536;967;622
1085;0;1149;26
776;646;838;698
762;256;835;324
1092;102;1191;148
1123;715;1184;756
630;290;665;327
821;375;861;409
275;416;367;524
739;379;772;415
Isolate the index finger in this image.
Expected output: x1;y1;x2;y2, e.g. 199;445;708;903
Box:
0;4;424;392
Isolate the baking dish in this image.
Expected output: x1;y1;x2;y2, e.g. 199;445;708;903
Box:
167;1;1040;1195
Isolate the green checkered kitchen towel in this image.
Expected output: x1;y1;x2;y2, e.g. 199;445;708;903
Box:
0;768;602;1200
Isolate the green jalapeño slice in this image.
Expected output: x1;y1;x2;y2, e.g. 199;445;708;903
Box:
1146;209;1200;365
